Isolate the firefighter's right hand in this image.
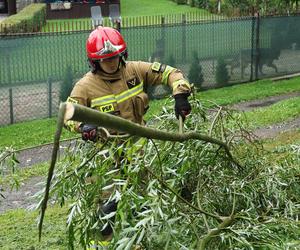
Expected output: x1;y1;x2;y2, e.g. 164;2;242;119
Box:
80;124;98;142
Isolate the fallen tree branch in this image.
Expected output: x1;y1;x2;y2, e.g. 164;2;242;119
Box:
38;102;241;240
38;103;66;241
64;103;238;165
198;214;236;250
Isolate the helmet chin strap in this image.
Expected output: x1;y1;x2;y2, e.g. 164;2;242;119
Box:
99;57;123;75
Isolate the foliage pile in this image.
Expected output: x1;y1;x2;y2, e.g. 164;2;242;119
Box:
38;99;300;249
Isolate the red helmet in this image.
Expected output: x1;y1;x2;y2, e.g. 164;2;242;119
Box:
86;26;127;61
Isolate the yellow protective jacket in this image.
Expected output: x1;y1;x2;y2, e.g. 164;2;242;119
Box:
65;61;191;132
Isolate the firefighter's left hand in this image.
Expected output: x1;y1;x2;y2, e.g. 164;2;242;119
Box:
174;93;191;121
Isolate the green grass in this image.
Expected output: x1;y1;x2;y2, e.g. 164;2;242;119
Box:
121;0;208;17
244;96;300;128
146;77;300;117
0;118;76;150
1;78;299;150
0;206;69;250
42;0;212;32
0;162;49;187
198;78;300;106
262;129;300;151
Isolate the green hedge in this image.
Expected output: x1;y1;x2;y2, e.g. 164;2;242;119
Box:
0;3;46;34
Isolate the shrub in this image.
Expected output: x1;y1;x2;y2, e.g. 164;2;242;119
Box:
208;0;218;13
188;52;204;91
60;66;74;102
194;0;208;8
0;3;46;34
165;54;176;67
215;57;229;87
187;0;195;7
176;0;187;4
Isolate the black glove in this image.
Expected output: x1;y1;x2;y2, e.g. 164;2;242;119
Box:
80;124;98;142
174;93;191;121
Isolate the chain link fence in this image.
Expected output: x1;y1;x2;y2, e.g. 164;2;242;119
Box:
1;14;300;126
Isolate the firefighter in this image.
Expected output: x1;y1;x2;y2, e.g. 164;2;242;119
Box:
65;26;192;247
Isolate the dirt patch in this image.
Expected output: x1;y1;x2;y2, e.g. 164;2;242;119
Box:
0;140;77;214
17;139;76;168
253;117;300;139
229;91;300;139
0;176;44;214
230;91;300;112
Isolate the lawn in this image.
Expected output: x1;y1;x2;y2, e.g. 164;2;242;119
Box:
0;77;299;150
121;0;208;17
0;206;70;249
43;0;213;31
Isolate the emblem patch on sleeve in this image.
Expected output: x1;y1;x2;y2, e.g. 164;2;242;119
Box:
151;62;161;72
151;62;167;73
126;77;140;89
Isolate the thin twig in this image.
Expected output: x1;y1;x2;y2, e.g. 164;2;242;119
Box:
209;107;223;137
149;139;163;178
62;141;109;181
196;170;210;231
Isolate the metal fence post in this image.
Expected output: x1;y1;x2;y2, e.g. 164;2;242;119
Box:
250;12;260;81
182;14;186;63
9;88;14;124
116;21;121;32
254;12;260;81
48;77;52;118
161;16;166;62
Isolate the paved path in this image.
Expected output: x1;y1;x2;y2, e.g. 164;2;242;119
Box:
17;139;77;168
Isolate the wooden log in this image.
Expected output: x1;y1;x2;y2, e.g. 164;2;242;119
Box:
64;102;231;149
